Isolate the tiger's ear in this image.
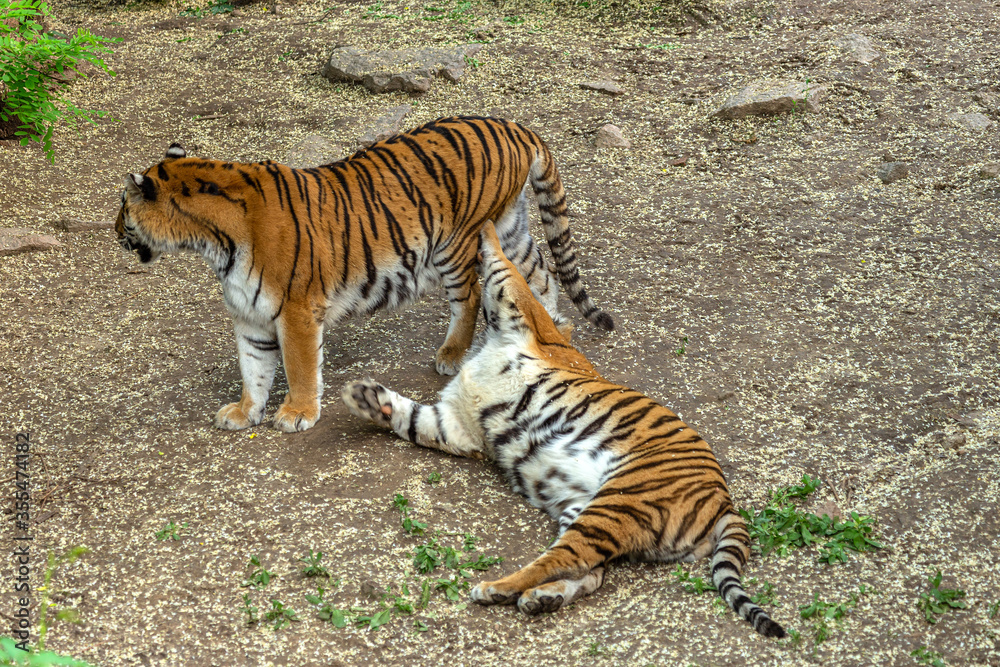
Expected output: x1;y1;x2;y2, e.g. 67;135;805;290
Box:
123;173;156;201
124;173;144;197
165;143;187;159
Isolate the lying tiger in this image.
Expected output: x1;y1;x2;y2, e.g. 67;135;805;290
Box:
114;116;612;432
342;222;785;638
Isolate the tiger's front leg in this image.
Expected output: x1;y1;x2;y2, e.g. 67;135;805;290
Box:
215;319;281;430
272;305;324;432
341;379;486;459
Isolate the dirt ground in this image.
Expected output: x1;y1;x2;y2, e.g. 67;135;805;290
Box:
2;0;999;664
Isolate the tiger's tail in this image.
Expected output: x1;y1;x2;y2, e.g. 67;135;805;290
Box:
710;511;786;638
529;146;615;332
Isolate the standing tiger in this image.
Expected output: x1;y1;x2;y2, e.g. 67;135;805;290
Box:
341;222;785;638
114;116;613;432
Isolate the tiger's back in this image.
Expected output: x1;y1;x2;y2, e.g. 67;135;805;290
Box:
342;223;784;638
115;117;612;432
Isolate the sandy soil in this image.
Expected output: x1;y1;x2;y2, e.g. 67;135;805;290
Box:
1;0;999;665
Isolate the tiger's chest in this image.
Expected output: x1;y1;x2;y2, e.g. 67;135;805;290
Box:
451;335;616;520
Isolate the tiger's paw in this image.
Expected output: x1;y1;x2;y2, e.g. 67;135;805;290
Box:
273;402;320;432
517;567;605;615
214;402;264;430
434;345;465;376
341;380;393;427
470;581;521;606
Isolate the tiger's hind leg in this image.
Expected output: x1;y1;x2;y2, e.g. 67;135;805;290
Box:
434;248;481;375
341;379;486;459
494;187;571;338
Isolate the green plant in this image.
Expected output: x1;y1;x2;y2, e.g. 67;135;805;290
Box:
797;585;872;646
750;580;780;607
179;0;233;17
0;0;116;162
0;636;93;666
425;472;442;485
35;547;89;654
298;550;330;578
364;3;400;19
585;639;604;657
502;14;525;24
413;619;429;632
671;564;716;594
918;571;967;624
240;554;274;590
464;55;480;69
739;474;883;562
263;599;299;631
240;594;259;625
911;646;946;667
989;600;999;618
674;336;688;356
154;520;187;541
394;494;428;535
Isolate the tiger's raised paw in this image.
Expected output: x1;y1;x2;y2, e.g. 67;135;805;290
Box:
273;402;320;432
341;380;393;427
215;402;264;430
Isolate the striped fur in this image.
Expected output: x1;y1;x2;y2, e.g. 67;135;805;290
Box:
341;222;784;638
113;117;613;432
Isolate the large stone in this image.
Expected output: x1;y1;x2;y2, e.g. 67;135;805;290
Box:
833;33;881;64
358;105;412;147
0;228;62;258
594;124;630;148
947;112;992;132
877;162;909;184
713;79;829;119
323;45;482;94
979;163;1000;179
52;217;114;232
580;80;624;96
283;134;339;168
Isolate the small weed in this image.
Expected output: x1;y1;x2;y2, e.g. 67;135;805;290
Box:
911;646;946;667
462;533;478;552
264;599;299;631
426;472;442;485
155;520;187;541
175;36;193;43
988;600;1000;618
394;493;428;535
434;574;470;601
586;639;604;657
798;585;873;645
241;554;274;590
464;55;481;69
306;584;352;628
750;581;780;607
298;550;331;578
672;564;716;595
783;627;803;648
918;571;967;624
413;619;429;632
241;593;259;625
364;3;401;19
739;474;883;562
502;15;525;24
646;42;680;50
674;336;688;356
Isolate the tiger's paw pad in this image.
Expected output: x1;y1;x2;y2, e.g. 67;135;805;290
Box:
340;381;392;426
214;402;263;430
470;583;520;606
272;404;320;432
517;591;565;615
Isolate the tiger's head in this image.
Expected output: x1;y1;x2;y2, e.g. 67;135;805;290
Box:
115;143;250;268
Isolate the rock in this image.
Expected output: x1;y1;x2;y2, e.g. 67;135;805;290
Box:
52;217;114;232
0;228;62;258
812;499;843;521
594;124;630;148
358;105;412;147
972;91;999;116
979;163;1000;179
877;162;909;184
283;134;339;168
833;33;881;64
948;112;992;132
943;432;966;450
580;80;624;96
713;79;829;119
322;45;483;94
